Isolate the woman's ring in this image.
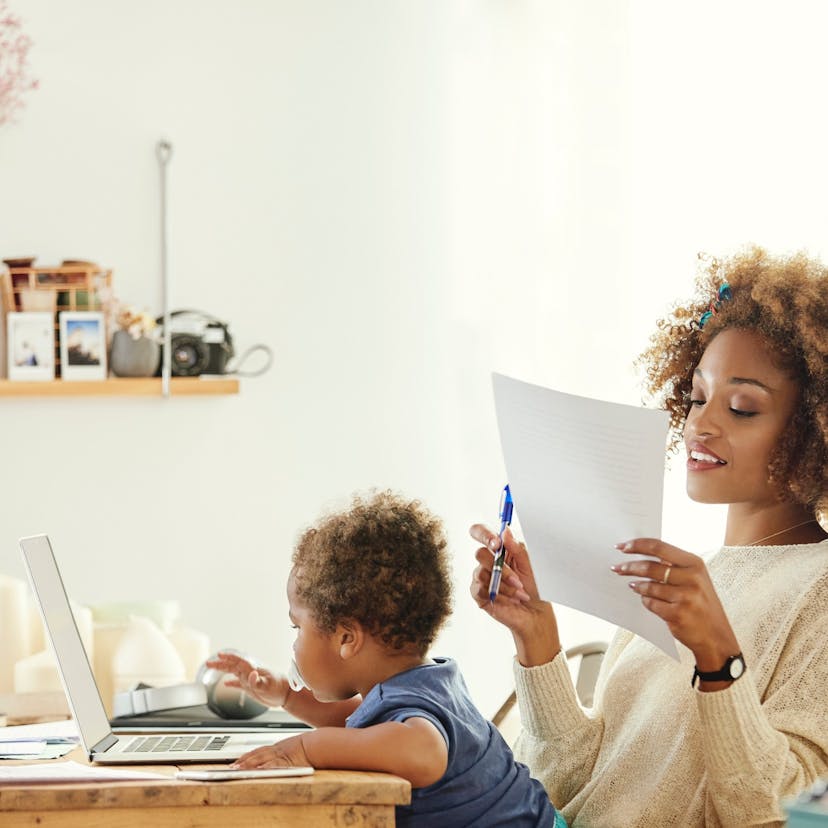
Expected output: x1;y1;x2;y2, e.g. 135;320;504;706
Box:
661;565;672;585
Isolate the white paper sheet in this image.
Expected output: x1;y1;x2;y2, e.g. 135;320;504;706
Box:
492;373;678;658
0;759;170;783
0;741;46;756
0;720;79;760
0;719;78;741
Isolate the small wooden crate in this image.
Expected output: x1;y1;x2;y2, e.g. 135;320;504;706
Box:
0;262;112;314
1;262;113;378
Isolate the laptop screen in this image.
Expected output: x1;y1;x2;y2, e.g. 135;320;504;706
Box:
20;534;111;751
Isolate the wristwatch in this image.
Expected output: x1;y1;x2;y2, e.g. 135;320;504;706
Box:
691;653;746;687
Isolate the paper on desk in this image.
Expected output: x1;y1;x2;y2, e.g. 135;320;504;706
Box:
0;743;73;760
492;373;678;658
31;742;75;759
0;719;78;741
0;721;79;760
0;741;46;757
0;759;170;783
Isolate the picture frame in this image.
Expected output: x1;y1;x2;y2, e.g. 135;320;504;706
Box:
59;311;107;381
6;311;55;381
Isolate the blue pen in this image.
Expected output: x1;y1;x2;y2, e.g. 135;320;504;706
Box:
488;484;514;602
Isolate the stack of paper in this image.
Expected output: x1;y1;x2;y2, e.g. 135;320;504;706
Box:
0;740;48;758
0;719;78;760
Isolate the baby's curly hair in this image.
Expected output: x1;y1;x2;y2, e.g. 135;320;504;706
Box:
291;490;453;655
638;245;828;514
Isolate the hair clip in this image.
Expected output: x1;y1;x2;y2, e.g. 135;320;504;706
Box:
698;282;732;329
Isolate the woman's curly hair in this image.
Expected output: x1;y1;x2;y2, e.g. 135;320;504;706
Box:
291;490;453;655
638;246;828;515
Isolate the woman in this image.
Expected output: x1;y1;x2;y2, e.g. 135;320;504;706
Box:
470;247;828;826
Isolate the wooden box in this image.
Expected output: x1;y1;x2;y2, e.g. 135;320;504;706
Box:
1;261;112;378
0;261;112;315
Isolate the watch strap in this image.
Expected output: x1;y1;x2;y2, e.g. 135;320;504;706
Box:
691;653;745;687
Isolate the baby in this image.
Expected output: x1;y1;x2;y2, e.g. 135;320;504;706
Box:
208;490;564;827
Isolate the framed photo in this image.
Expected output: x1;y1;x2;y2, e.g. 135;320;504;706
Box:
6;311;55;381
59;311;107;380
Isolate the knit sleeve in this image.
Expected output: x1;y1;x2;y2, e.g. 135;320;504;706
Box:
511;649;604;809
696;577;828;826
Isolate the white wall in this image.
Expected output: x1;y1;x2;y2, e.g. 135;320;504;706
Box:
2;0;828;717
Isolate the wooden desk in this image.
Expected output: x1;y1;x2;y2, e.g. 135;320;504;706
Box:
0;752;411;827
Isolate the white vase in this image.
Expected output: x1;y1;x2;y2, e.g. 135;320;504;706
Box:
0;575;31;693
111;616;186;695
92;623;127;716
169;625;211;682
14;649;63;693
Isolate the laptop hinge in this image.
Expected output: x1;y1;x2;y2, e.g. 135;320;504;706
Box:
91;733;120;756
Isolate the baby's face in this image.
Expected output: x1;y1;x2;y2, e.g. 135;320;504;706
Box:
286;569;350;702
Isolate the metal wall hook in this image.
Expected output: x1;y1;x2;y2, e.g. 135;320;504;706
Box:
156;139;173;397
156;140;173;166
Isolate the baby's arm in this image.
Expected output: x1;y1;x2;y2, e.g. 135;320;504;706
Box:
206;651;360;727
283;687;362;727
233;718;449;788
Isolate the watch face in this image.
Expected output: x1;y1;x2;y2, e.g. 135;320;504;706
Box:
729;656;745;679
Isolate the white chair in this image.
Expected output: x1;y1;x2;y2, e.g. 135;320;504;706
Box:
492;640;608;747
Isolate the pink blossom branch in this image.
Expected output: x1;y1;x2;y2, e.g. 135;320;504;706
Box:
0;0;38;126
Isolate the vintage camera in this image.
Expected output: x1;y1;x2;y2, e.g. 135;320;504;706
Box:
156;310;235;376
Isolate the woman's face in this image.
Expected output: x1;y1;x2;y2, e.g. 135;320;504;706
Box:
683;328;800;506
286;569;350;702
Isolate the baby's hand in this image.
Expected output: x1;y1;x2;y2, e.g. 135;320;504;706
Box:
205;651;290;709
231;734;311;770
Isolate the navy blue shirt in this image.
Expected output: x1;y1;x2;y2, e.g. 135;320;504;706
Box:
347;657;557;828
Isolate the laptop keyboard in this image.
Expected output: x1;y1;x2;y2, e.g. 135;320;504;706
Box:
124;735;231;753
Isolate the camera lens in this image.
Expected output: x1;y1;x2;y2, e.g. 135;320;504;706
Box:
170;334;209;376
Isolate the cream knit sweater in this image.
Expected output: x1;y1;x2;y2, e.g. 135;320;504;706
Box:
513;541;828;827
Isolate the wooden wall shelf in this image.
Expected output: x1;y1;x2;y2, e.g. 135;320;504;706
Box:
2;261;243;398
0;378;239;397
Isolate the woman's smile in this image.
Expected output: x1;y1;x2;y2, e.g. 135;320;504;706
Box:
686;442;727;471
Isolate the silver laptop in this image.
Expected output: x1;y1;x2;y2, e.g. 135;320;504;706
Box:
20;534;298;763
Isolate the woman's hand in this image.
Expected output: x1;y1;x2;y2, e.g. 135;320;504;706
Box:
231;734;310;770
205;651;290;709
469;524;562;667
611;538;741;681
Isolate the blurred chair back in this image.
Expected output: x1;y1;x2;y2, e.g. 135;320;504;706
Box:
492;640;608;747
